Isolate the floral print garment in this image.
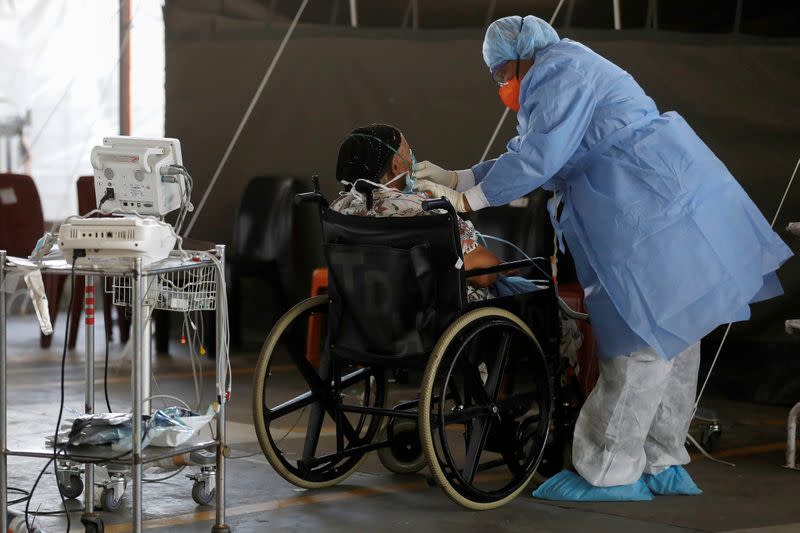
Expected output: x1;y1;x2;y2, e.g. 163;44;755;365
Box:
330;188;489;301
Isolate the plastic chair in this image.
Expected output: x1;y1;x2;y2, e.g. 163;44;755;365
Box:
305;267;329;368
0;173;65;348
67;176;131;348
229;176;307;347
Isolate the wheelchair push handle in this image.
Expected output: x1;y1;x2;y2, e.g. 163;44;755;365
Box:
295;191;329;208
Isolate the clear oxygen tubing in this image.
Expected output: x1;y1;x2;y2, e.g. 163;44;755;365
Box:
475;231;588;321
478;0;568;163
184;0;310;237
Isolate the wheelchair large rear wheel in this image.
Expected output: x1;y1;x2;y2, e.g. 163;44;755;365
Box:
253;295;386;489
419;307;552;510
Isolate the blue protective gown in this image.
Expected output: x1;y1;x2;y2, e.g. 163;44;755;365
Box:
471;39;793;360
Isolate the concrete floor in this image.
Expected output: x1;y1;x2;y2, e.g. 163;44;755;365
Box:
3;311;800;533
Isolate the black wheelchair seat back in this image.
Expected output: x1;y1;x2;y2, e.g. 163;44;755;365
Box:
322;208;465;365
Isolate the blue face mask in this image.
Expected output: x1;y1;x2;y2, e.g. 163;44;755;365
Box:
385;149;417;194
401;150;417;193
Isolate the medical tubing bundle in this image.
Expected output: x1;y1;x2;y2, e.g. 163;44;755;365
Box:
162;164;195;236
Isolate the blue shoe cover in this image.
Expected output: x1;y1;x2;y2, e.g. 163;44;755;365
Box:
532;470;654;502
642;466;702;496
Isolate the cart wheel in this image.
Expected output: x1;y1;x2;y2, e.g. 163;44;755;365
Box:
253;296;387;489
191;481;216;506
378;418;426;474
420;307;553;510
58;474;84;499
100;488;124;512
80;513;105;533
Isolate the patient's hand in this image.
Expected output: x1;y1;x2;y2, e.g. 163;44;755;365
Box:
465;246;501;288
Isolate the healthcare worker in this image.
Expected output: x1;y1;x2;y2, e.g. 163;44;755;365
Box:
412;15;793;501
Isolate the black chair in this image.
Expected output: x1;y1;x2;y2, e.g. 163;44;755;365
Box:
229;176;321;347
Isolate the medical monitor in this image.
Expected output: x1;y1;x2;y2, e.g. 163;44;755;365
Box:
90;136;184;217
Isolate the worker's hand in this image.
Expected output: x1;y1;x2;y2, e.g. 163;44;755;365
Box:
412;160;458;189
413;179;468;212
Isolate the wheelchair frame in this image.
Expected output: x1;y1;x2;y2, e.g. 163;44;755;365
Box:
252;179;583;510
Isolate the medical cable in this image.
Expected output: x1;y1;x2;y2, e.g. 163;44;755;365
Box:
7;486;31;506
184;0;310;237
690;153;800;462
476;231;588;320
479;0;568;162
196;251;233;400
104;324;113;413
163;164;195;235
475;231;551;280
25;260;77;532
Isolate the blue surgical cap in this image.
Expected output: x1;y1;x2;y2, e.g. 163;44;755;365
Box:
482;15;560;72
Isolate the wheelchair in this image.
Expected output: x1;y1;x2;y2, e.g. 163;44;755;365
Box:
252;180;584;510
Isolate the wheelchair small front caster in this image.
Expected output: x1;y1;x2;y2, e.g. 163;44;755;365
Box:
80;512;105;533
378;418;426;474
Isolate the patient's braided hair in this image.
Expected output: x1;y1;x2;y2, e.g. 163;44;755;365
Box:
336;124;402;210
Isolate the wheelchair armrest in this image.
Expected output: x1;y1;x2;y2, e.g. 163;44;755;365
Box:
464;259;538;279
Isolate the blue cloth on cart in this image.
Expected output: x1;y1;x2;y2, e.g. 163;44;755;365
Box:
642;466;702;496
532;470;654;501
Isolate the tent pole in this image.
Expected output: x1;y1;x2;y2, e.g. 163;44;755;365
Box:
349;0;358;28
119;0;132;135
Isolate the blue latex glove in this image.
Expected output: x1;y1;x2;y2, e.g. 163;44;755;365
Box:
532;470;654;502
642;466;702;496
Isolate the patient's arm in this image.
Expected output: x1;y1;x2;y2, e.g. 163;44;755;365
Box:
465;245;501;288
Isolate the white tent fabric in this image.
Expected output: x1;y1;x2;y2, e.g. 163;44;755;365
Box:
0;0;164;220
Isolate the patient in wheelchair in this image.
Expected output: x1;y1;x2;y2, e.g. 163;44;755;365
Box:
331;124;541;303
331;124;583;364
